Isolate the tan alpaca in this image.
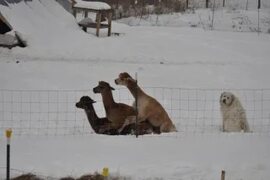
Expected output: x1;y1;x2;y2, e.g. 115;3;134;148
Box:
220;92;250;132
115;72;177;133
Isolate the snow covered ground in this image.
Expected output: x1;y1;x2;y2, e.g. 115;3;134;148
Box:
0;0;270;179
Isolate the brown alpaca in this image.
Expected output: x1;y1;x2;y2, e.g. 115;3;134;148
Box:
115;72;177;133
93;81;143;133
76;96;155;135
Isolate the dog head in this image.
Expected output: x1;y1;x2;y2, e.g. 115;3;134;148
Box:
76;96;96;109
220;92;235;106
93;81;115;94
115;72;136;86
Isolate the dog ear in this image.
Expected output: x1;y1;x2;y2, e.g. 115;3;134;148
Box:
231;93;235;103
220;92;224;102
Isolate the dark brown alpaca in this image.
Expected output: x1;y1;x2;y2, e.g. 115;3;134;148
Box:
76;96;155;135
76;96;117;135
115;72;177;133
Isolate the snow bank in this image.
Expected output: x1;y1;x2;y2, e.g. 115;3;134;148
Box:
0;134;269;179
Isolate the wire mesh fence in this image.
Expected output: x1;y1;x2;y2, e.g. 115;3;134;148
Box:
189;0;266;9
0;88;270;137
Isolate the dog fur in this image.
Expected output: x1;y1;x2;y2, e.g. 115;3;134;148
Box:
220;92;250;132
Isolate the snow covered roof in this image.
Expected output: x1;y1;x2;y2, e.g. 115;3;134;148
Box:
73;0;111;10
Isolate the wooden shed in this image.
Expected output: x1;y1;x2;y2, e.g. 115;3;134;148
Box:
0;12;12;34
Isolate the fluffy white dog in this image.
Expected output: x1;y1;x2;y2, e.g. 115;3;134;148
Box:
220;92;250;132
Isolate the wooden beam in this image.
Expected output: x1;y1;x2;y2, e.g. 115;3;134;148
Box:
96;12;101;37
107;11;112;36
84;11;88;18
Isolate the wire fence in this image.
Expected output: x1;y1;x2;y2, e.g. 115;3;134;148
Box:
189;0;267;9
0;88;270;137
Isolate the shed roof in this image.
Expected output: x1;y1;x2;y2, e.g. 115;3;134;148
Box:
0;12;12;34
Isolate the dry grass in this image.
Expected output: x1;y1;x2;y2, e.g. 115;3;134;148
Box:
12;173;42;180
11;172;129;180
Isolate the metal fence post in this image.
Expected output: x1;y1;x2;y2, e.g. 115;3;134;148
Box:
6;129;12;180
221;170;225;180
135;72;139;138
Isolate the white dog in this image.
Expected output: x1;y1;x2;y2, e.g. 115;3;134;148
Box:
220;92;250;132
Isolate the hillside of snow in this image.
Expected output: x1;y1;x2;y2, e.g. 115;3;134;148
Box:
0;0;270;179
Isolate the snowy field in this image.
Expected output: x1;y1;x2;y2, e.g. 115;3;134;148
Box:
1;0;270;179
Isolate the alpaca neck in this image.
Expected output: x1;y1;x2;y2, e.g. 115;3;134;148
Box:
84;104;99;127
127;82;146;99
101;90;116;110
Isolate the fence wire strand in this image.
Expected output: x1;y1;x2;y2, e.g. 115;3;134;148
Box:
0;88;270;136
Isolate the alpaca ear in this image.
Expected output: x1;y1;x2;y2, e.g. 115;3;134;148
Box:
91;100;97;103
127;77;136;83
110;86;115;90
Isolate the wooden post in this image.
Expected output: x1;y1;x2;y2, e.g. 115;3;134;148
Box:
186;0;189;9
206;0;209;8
108;11;112;36
257;1;260;35
221;170;225;180
82;10;88;32
84;11;88;18
246;0;249;10
223;0;225;7
96;12;101;37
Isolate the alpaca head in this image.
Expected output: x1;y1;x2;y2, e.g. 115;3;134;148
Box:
93;81;115;94
115;72;136;86
76;96;96;109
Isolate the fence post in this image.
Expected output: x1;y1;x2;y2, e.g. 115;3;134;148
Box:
223;0;225;7
135;72;139;138
257;0;261;35
246;0;249;10
211;0;216;30
221;170;225;180
6;129;12;180
206;0;209;8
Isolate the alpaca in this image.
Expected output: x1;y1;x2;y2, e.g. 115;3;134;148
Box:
115;72;177;133
76;96;155;135
93;81;156;134
76;96;117;135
